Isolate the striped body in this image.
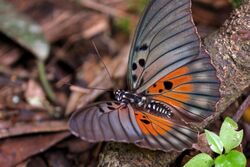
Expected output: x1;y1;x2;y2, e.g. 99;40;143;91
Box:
114;90;172;117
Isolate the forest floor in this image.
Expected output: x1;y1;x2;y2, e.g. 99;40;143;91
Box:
0;0;248;166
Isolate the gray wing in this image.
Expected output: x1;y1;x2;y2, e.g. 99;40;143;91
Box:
144;48;220;121
69;101;198;152
69;102;143;143
127;0;201;92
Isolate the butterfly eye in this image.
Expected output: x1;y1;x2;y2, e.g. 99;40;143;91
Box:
115;90;120;95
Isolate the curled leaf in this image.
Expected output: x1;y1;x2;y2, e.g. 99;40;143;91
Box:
219;117;243;153
205;130;223;154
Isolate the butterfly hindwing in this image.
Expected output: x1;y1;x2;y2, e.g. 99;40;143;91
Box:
128;0;201;91
69;101;197;152
146;49;220;121
134;111;197;151
69;102;143;143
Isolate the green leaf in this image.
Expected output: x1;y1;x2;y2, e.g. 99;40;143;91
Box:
184;153;214;167
219;117;243;153
215;150;246;167
0;0;50;61
205;130;224;154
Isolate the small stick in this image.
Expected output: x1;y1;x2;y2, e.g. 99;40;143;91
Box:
69;84;113;93
232;94;250;122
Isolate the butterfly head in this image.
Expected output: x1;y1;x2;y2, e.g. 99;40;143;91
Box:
114;89;147;108
114;89;124;102
114;89;134;104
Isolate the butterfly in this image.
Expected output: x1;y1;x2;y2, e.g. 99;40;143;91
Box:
69;0;220;152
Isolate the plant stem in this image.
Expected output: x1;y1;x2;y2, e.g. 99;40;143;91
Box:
37;60;56;102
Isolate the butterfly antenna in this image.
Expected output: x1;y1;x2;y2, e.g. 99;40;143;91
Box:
65;83;114;93
91;41;114;87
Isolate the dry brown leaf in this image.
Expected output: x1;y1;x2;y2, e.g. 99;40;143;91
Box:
0;121;68;139
0;132;70;167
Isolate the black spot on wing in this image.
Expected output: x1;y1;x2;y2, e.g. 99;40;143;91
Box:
114;102;120;105
136;44;148;52
108;106;115;110
132;63;137;70
139;59;146;67
132;75;137;82
164;81;173;90
140;119;151;124
99;108;105;113
106;102;112;106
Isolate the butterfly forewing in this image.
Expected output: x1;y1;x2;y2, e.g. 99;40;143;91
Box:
146;49;220;121
128;0;201;91
69;102;143;143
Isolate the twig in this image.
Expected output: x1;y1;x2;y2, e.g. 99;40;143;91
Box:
232;94;250;122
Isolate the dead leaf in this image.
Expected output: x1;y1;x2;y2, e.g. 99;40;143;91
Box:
0;121;68;139
0;132;70;167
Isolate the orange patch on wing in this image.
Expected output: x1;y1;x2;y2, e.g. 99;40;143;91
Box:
143;113;170;125
135;112;151;135
147;83;164;93
145;113;173;132
163;66;189;80
170;75;192;87
135;112;173;136
153;95;183;108
174;84;193;92
166;92;191;102
147;66;192;94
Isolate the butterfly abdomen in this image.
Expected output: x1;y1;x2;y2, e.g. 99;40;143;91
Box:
146;100;172;117
114;90;172;118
